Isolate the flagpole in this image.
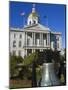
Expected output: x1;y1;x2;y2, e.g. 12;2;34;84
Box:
44;16;48;27
21;12;25;28
47;16;48;27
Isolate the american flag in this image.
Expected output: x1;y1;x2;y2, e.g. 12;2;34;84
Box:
21;12;25;16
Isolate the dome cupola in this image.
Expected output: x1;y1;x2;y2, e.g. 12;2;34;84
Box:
27;4;39;26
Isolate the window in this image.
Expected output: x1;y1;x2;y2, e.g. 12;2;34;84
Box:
20;34;22;38
18;50;21;56
13;40;16;47
33;20;36;24
13;50;16;55
14;33;16;38
19;41;22;47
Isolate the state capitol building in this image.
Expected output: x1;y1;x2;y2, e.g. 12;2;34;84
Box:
10;4;62;58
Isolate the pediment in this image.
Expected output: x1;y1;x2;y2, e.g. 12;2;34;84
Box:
24;23;50;31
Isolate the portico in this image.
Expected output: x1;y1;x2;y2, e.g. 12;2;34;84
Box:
24;31;50;47
24;31;51;56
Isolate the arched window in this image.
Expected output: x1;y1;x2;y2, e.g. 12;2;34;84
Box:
13;40;16;47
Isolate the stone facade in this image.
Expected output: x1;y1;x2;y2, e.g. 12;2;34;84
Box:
9;4;62;58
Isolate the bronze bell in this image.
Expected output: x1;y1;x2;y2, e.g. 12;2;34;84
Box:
40;63;60;86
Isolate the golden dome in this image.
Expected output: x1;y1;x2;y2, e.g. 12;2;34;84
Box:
28;4;38;18
28;12;38;18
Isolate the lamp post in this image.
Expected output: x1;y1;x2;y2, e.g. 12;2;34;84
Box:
32;61;37;87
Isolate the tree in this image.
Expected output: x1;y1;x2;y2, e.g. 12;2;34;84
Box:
53;50;60;63
44;49;53;63
23;52;38;66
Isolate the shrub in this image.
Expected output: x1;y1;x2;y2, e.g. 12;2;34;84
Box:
10;55;23;78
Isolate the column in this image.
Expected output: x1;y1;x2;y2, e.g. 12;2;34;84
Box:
40;33;41;46
32;49;36;53
42;49;43;52
34;49;35;52
47;33;48;46
47;33;50;46
41;33;43;46
26;32;27;46
32;32;33;46
48;33;50;46
59;35;62;50
34;33;35;46
24;32;26;46
40;49;42;52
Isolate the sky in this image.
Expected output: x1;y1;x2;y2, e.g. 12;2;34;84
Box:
9;1;66;48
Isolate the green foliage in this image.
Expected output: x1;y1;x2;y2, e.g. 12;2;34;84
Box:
10;55;23;78
22;49;61;66
10;49;63;80
42;49;61;63
23;52;38;66
18;66;32;80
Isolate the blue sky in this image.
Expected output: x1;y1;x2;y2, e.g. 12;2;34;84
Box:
9;1;66;48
